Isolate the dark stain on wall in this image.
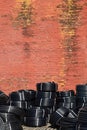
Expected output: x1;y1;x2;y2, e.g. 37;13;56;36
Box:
14;1;34;37
22;26;34;37
23;42;30;57
57;0;83;88
0;0;87;93
15;2;33;27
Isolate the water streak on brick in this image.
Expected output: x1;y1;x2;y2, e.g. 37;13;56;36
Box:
0;1;87;93
14;0;34;36
57;0;82;89
23;42;30;58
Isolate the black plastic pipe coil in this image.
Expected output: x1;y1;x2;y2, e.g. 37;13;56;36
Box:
9;90;36;108
76;84;87;112
1;82;87;129
23;117;46;127
50;107;78;129
25;106;46;117
50;107;69;126
35;82;58;123
36;82;58;92
0;105;25;130
36;91;56;99
0;105;25;116
9;90;36;101
23;106;47;127
2;123;23;130
57;90;75;97
0;91;8;105
56;90;76;110
35;98;56;107
78;107;87;130
9;89;36;126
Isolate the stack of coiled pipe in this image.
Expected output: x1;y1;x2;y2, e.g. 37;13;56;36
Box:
76;84;87;111
9;89;36;109
0;105;25;130
0;91;8;105
9;89;36;125
78;106;87;130
50;107;78;129
35;82;58;122
59;109;78;130
56;90;76;111
23;106;47;127
1;82;87;129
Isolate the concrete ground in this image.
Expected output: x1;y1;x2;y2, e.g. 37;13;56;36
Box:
23;124;57;130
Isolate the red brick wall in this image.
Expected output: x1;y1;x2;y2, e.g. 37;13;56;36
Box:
0;0;87;94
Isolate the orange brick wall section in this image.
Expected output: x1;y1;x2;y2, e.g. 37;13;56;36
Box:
0;0;87;94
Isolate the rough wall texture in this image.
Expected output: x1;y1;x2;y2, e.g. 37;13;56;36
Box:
0;0;87;94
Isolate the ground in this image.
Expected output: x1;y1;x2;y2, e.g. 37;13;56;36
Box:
23;124;57;130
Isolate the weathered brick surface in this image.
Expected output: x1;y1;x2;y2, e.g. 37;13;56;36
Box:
0;0;87;94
